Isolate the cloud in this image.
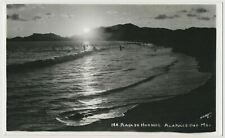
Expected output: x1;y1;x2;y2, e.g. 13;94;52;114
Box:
154;14;168;19
46;12;52;16
7;4;26;9
178;10;188;13
154;14;179;20
195;8;208;13
32;15;42;21
193;8;208;13
45;12;55;18
7;14;27;21
197;17;210;21
184;7;211;20
186;13;197;17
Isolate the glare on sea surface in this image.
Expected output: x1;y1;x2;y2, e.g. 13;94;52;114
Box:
80;56;103;96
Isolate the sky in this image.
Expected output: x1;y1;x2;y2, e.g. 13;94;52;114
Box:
7;4;216;38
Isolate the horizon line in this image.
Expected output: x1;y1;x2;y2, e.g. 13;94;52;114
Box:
7;23;216;39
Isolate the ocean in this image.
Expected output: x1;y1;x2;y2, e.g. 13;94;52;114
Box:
7;40;211;131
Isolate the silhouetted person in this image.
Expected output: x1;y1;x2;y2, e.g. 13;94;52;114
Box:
93;46;97;51
83;45;86;51
120;45;122;51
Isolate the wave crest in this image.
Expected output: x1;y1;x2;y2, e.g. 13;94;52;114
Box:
7;48;107;72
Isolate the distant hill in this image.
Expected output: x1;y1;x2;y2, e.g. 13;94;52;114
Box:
7;33;70;41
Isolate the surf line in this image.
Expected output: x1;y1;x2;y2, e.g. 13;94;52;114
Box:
78;60;178;99
7;48;107;72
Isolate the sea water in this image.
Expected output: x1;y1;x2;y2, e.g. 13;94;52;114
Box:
7;41;210;130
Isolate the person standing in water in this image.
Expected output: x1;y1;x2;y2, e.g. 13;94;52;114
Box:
120;45;122;51
83;44;86;51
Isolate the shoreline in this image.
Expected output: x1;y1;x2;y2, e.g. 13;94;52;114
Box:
57;79;215;132
57;78;215;132
55;52;216;132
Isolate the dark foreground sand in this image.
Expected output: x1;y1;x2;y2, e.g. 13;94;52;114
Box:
57;56;216;133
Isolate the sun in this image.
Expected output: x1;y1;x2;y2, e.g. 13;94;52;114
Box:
83;27;90;34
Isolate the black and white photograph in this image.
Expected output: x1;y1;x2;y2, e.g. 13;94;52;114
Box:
4;3;221;134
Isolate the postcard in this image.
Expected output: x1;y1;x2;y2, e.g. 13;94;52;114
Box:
1;0;223;137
